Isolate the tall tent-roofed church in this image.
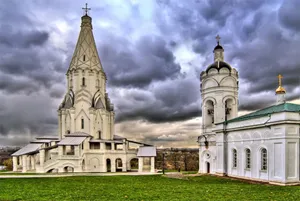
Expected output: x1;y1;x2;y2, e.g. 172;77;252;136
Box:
198;35;300;185
12;6;156;173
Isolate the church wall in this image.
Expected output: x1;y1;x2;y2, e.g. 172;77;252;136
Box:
223;123;300;183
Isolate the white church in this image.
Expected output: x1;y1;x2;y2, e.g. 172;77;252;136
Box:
198;36;300;185
12;8;156;173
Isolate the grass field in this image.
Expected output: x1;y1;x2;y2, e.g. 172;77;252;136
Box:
0;175;300;201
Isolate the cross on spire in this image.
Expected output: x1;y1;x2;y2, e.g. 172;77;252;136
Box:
216;35;221;45
82;3;91;16
277;74;283;86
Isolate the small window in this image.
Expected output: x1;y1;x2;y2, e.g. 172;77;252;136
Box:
83;55;86;61
82;77;85;86
261;148;267;170
232;149;237;168
81;119;84;129
245;149;251;169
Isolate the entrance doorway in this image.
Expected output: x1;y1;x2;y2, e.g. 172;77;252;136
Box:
206;162;210;173
106;159;111;172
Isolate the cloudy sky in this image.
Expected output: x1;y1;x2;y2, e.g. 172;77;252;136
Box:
0;0;300;148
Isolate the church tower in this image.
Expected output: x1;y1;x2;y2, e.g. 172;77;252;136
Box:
58;7;114;140
200;36;239;134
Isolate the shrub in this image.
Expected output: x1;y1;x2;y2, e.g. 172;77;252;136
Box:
3;158;13;170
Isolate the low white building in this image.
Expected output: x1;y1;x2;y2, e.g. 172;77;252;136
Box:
198;36;300;185
12;8;156;173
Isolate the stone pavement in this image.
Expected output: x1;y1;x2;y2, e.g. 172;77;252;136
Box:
0;172;161;179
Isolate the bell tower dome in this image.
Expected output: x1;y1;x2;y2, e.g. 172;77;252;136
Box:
200;36;239;134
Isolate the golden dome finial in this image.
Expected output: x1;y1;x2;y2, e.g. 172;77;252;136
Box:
276;74;286;94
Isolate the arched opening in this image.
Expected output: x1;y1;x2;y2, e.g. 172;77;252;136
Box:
98;130;101;139
225;99;234;120
63;166;74;173
82;159;85;171
116;158;123;172
81;118;84;129
206;162;210;173
130;158;138;172
106;159;111;172
205;100;214;126
261;148;267;171
82;77;86;86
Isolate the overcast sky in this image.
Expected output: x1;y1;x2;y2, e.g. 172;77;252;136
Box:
0;0;300;148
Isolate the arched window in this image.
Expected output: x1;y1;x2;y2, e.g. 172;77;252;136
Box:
232;149;237;168
261;148;267;170
245;149;251;169
82;77;85;86
81;118;84;129
83;55;86;61
98;130;101;139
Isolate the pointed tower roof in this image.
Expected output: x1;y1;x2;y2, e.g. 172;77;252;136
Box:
68;5;104;73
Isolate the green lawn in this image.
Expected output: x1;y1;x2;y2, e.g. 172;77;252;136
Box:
0;175;299;201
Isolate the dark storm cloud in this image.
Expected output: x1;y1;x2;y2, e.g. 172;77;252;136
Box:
100;35;181;88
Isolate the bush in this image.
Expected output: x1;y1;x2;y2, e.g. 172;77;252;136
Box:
3;158;13;170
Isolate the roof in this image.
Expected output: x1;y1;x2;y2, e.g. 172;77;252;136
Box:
36;136;59;140
57;137;86;145
214;44;223;51
206;61;232;73
11;143;42;156
137;146;157;157
65;132;92;137
224;103;300;124
30;139;53;143
113;135;125;140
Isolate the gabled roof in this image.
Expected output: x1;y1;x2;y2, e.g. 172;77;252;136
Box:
224;103;300;124
137;146;157;157
11;143;42;156
57;136;87;146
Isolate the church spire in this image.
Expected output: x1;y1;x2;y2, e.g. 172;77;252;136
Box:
276;74;286;104
68;4;104;73
213;35;224;62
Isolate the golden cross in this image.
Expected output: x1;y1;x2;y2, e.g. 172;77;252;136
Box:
216;35;221;44
277;74;283;86
82;3;91;15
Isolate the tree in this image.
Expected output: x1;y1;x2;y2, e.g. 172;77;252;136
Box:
3;158;13;170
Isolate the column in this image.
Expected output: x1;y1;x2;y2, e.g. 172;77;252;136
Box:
111;159;116;172
122;157;127;172
75;146;80;156
39;149;45;167
89;108;95;137
100;142;105;150
150;157;155;173
138;157;143;172
61;110;66;138
26;156;31;170
111;143;115;150
58;146;63;156
13;156;18;172
22;155;27;173
70;108;75;133
31;156;35;170
58;111;62;140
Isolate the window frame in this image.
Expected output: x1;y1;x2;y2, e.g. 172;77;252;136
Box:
232;149;237;168
245;148;251;170
261;148;267;171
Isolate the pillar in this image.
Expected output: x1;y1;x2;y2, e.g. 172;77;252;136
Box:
100;142;105;150
70;108;75;133
75;146;80;156
13;156;18;172
39;149;45;167
26;155;31;170
22;155;27;173
111;142;115;150
150;157;155;173
89;108;95;137
58;146;63;156
31;156;35;170
138;157;143;172
58;111;62;140
111;159;116;172
61;110;66;138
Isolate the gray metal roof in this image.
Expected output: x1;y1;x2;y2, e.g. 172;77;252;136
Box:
11;143;42;156
65;132;92;137
113;135;125;140
30;139;53;143
137;146;157;157
36;136;59;140
57;136;86;145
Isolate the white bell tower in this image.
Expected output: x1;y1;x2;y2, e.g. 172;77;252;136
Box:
200;35;239;134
